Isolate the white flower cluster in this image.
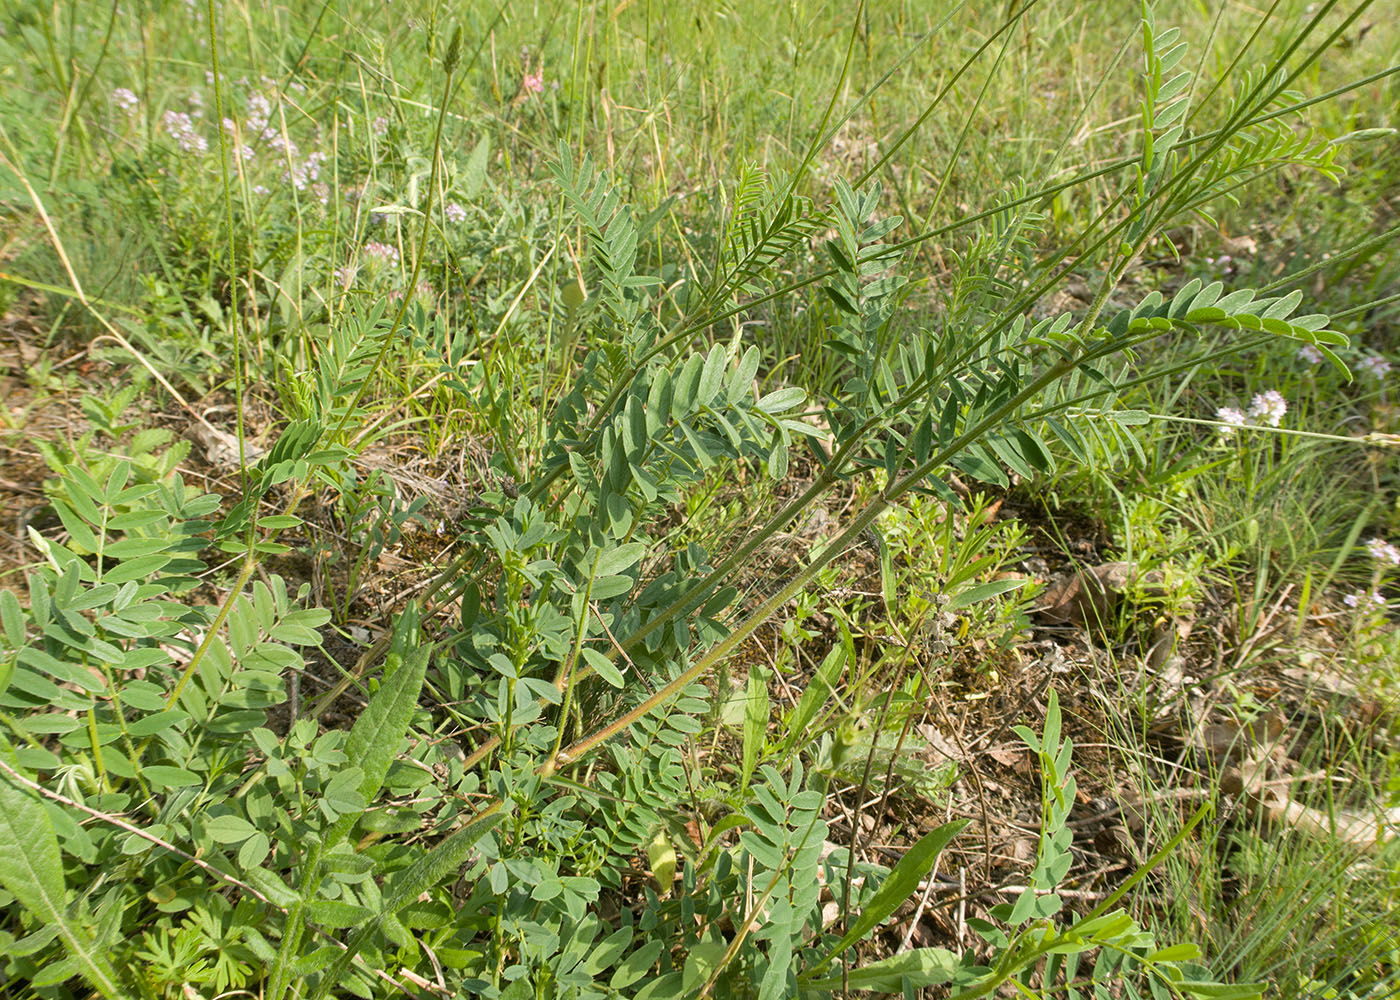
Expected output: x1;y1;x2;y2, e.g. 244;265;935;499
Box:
1215;406;1247;437
112;87;139;114
289;150;326;191
162;110;207;153
1365;537;1400;567
246;94;272;135
1247;390;1287;427
1359;355;1392;380
1343;590;1385;608
364;241;400;267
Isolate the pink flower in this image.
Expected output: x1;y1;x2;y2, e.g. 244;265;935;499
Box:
1359;355;1392;380
246;94;271;134
1215;406;1246;437
1343;590;1385;608
1365;537;1400;567
112;88;139;113
1247;390;1287;428
162;110;207;154
444;202;467;224
1297;344;1322;365
364;241;399;267
523;72;544;94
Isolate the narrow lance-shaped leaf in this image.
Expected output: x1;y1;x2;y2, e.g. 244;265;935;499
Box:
740;662;768;792
308;804;509;1000
325;643;430;848
0;745;123;998
806;818;969;977
807;948;961;991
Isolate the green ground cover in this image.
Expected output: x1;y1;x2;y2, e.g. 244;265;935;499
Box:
0;1;1397;996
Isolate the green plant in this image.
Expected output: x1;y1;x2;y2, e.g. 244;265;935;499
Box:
2;0;1396;997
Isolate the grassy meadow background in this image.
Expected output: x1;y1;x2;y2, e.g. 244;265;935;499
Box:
0;0;1398;997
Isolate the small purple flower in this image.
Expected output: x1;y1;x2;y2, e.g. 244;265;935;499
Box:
246;94;271;134
162;110;207;153
1365;537;1400;567
1343;590;1386;608
1216;406;1247;437
371;116;389;138
364;241;400;267
334;264;356;287
1247;390;1287;428
522;71;544;94
288;150;325;190
1359;355;1392;380
112;87;139;114
444;202;467;224
252;184;270;196
1297;344;1323;365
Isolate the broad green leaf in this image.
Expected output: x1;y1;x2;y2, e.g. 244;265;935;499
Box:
611;940;664;990
729;346;761;405
756;386;805;414
811;819;969;974
672;353;705;414
0;589;24;647
290;946;342;976
951;447;1008;487
698;344;729;407
205;814;258;844
590;575;635;600
581;647;625;688
1148;943;1202;962
142;765;203;788
103;554;172;584
244;866;301;908
1009;885;1038;925
673;417;711;469
124;709;188;737
18;647;105;693
51;500;99;553
682;936;728;990
306;898;373;928
583;925;634;975
0;746;122;997
594;542;647;578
